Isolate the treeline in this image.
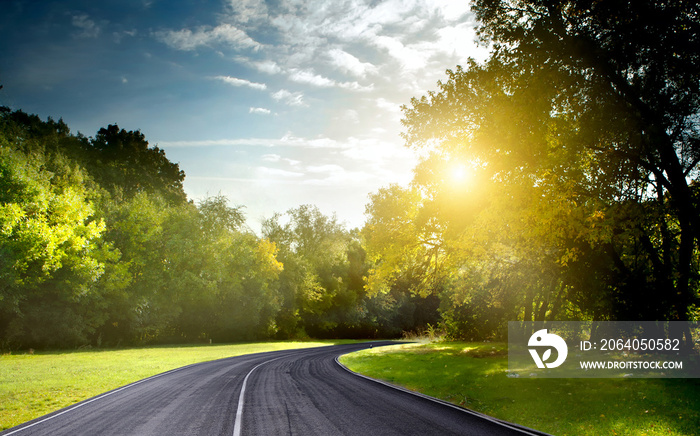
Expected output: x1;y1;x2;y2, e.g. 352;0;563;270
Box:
0;109;437;348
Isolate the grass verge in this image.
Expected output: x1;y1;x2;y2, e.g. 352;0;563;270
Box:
0;340;349;431
339;342;700;436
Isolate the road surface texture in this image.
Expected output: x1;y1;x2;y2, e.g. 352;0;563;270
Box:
2;342;550;436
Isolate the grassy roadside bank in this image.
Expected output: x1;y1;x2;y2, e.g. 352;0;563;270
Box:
0;340;350;430
339;342;700;436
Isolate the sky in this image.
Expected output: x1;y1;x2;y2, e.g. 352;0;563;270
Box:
0;0;488;231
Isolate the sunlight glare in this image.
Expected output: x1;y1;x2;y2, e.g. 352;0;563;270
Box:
450;163;468;182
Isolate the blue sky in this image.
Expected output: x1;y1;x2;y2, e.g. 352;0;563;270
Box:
0;0;487;231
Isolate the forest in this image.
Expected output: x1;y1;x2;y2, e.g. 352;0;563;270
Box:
0;110;439;348
1;0;699;349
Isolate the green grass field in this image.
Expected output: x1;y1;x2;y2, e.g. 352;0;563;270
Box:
340;342;700;436
0;341;347;431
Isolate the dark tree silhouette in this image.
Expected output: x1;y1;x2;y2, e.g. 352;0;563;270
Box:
90;125;187;204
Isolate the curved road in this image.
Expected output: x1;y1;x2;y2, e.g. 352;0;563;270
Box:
2;342;549;436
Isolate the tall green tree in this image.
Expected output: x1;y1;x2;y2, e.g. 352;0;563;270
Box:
89;125;186;204
191;195;282;341
263;205;351;337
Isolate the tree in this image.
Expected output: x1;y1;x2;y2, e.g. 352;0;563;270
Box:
400;0;699;331
473;0;699;317
90;125;186;204
0;144;110;347
262;205;349;336
363;184;443;296
191;196;283;341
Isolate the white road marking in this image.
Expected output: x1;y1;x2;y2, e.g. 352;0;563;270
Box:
232;356;285;436
3;364;199;435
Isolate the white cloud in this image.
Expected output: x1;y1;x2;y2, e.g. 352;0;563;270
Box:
227;0;268;24
157;0;485;100
336;109;360;124
262;154;303;166
156;23;261;51
249;107;271;114
162;133;415;180
160;138;276;147
250;60;282;74
371;35;430;71
159;134;344;149
262;154;281;162
373;97;403;123
113;29;137;43
72;14;100;38
262;152;303;167
433;0;472;21
288;69;336;87
214;75;267;90
295;136;348;149
327;48;377;78
375;97;401;113
287;68;372;91
234;56;373;91
340;137;415;164
271;89;306;107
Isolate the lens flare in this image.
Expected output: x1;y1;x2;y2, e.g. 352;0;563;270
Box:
450;164;467;182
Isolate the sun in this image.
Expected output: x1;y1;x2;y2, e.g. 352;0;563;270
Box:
449;163;468;182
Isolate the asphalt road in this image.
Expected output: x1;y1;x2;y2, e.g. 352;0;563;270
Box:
2;342;550;436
